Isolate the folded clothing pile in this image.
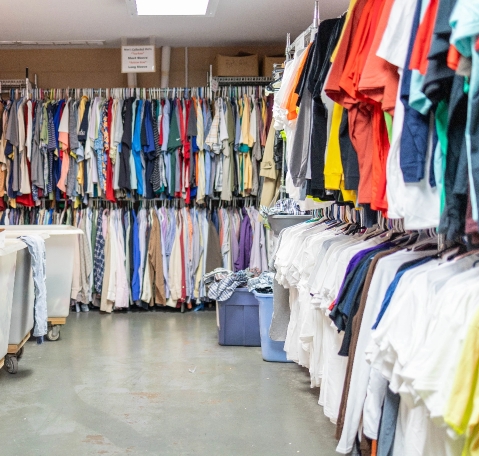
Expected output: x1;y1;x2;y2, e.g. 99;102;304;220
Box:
247;272;275;294
206;268;261;302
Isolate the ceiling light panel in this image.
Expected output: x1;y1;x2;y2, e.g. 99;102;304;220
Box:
126;0;219;16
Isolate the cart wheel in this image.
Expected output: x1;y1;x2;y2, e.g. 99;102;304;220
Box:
4;355;18;374
46;326;60;341
17;347;24;360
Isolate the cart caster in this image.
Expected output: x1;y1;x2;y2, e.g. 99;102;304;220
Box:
4;355;18;374
46;325;60;341
16;346;24;360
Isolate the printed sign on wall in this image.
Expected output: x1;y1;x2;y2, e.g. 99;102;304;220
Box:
121;46;156;73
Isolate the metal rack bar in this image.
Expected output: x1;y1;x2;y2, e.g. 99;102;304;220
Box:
285;1;320;58
211;76;273;86
0;79;26;87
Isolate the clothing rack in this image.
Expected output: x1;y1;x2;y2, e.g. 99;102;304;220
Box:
285;1;320;60
278;2;320;199
1;85;270;210
27;86;212;100
207;64;274;95
22;84;269;102
0;68;37;97
211;76;273;87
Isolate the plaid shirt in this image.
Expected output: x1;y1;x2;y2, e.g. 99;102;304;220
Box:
93;211;105;293
208;268;260;302
247;272;274;293
260;198;311;219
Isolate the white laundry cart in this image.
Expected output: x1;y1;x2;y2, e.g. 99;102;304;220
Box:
4;233;50;373
0;239;29;371
2;226;83;341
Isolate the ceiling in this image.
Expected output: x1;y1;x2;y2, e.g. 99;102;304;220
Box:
1;0;350;48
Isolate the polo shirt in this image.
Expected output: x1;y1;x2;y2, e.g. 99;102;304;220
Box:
336;249;435;454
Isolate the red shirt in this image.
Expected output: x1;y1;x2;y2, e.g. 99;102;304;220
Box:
105;98;116;203
409;0;439;75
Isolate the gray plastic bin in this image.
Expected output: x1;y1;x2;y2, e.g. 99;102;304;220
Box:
217;288;261;347
254;291;292;362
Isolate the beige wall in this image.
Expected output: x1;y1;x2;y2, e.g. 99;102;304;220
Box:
0;45;285;89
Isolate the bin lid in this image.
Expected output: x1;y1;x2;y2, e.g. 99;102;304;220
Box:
0;238;29;256
4;232;50;240
1;226;82;236
268;215;312;236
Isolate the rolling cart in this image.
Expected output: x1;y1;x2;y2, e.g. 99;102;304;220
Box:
0;239;27;374
4;245;35;373
2;226;82;341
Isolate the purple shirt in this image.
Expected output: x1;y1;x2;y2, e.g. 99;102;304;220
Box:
234;208;253;272
334;242;394;305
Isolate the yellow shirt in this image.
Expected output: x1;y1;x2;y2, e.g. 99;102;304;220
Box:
244;152;253;194
445;307;479;456
240;96;251;147
78;96;88;131
323;102;357;204
324;103;344;190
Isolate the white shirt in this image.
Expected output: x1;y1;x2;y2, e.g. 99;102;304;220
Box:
336;249;434;454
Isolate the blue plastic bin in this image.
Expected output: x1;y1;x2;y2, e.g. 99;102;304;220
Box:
217;288;261;347
254;291;292;362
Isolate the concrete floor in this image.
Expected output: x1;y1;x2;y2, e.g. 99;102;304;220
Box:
0;311;338;456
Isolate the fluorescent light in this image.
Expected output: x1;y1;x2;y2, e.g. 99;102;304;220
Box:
0;40;105;46
136;0;210;15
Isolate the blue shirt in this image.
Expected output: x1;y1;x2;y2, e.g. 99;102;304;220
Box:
131;210;141;301
399;0;429;184
142;100;156;154
132;100;144;195
372;256;434;329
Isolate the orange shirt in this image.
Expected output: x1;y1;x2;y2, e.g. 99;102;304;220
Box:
339;0;385;206
447;45;461;71
325;0;369;108
339;0;380;102
358;0;399;115
331;0;359;63
409;0;439;75
285;43;313;121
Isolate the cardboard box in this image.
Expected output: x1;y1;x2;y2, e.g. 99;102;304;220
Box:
262;56;285;77
214;54;259;77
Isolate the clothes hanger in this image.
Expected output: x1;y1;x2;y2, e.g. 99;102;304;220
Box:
407;230;438;251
